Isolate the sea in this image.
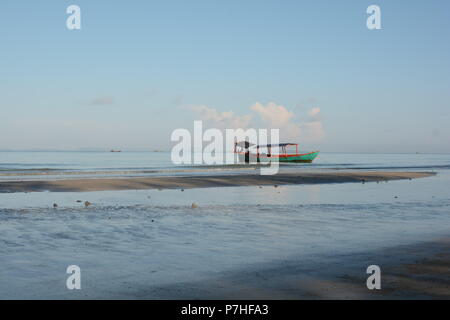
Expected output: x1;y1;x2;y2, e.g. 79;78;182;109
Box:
0;151;449;180
0;151;449;298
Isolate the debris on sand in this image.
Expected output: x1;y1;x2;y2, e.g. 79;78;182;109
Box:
191;203;198;209
76;200;82;203
181;189;184;192
84;201;92;207
274;185;278;188
53;203;58;208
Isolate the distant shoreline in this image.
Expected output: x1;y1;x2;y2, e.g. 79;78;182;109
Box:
0;171;435;193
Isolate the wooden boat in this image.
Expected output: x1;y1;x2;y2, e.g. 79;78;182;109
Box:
234;141;319;163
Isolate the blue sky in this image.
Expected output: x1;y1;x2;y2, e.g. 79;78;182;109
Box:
1;0;449;152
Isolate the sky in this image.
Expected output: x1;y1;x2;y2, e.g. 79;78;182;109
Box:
1;0;449;153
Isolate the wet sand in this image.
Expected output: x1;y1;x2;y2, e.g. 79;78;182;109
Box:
0;171;435;193
137;237;450;299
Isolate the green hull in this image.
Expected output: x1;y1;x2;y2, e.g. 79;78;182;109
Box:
239;151;319;164
278;151;319;163
253;151;319;163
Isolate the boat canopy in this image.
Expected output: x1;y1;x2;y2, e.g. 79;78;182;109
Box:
256;143;297;148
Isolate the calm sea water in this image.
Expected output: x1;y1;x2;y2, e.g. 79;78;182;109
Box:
0;151;449;180
0;152;449;298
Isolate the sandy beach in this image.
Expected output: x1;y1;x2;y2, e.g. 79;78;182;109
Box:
0;167;449;299
133;237;450;299
0;171;435;193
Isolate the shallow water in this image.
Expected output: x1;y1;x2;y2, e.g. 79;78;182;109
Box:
0;151;449;180
0;155;449;298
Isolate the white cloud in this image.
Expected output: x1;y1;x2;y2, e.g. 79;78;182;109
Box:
250;102;294;128
308;107;321;119
190;102;325;142
302;106;325;141
301;119;325;142
190;105;252;129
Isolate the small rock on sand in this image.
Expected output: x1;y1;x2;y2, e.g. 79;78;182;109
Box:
76;200;82;203
84;201;92;207
53;203;58;208
191;203;198;209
